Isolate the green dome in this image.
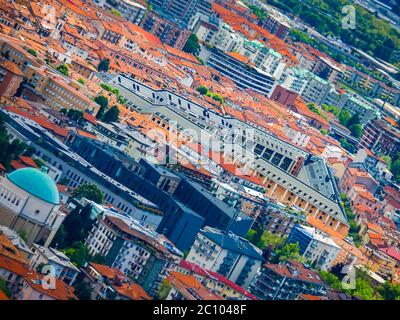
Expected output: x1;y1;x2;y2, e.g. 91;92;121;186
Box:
7;168;60;205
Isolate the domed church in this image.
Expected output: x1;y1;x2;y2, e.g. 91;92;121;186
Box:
0;167;66;247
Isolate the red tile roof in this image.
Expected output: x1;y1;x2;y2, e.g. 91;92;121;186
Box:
380;247;400;262
10;160;27;170
76;128;97;140
24;273;78;300
113;282;152;300
0;289;9;300
264;260;323;285
180;161;213;178
167;271;223;300
83;112;97;125
89;262;125;281
179;260;258;300
0;60;24;76
19;156;39;168
0;255;29;277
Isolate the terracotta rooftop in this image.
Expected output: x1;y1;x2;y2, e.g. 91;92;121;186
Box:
113;282;152;300
167;271;223;300
0;60;24;76
0;289;9;300
24;273;78;300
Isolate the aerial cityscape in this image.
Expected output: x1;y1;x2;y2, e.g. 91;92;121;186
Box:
0;0;400;305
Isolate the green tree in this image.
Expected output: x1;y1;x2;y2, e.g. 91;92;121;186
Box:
72;183;104;204
110;8;121;16
196;86;209;95
53;204;94;249
321;104;339;116
183;34;200;55
262;231;286;251
338;109;352;126
391;159;400;179
272;242;302;263
56;63;69;77
0;128;29;169
211;93;224;104
246;229;256;242
17;230;28;242
65;241;90;267
98;58;110;72
102;105;119;123
94;95;108;119
381;155;392;170
247;4;268;20
27;48;37;57
91;254;106;264
340;138;355;154
0;278;10;298
320;270;342;290
349;124;363;138
52;224;67;249
250;227;264;248
379;282;400;300
66;109;84;124
77;78;85;85
157;279;172;300
353;277;375;300
347;113;361;128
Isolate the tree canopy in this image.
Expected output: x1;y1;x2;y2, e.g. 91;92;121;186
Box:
183;34;200;55
98;58;110;72
102;105;120;123
56;63;69;77
271;242;302;263
72;183;104;204
268;0;400;64
338;109;352;126
94;95;108;119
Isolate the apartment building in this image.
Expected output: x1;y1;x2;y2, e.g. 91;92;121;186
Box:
239;41;285;79
205;48;277;98
287;224;340;270
85;214;183;297
0;60;24;97
299;74;331;106
148;0;207;23
312;56;342;84
340;96;377;125
105;0;147;25
79;262;151;300
29;244;80;286
186;226;264;289
92;20;125;45
256;204;308;238
359;118;400;158
209;23;244;52
250;260;326;300
140;11;190;49
258;13;291;40
174;260;258;300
